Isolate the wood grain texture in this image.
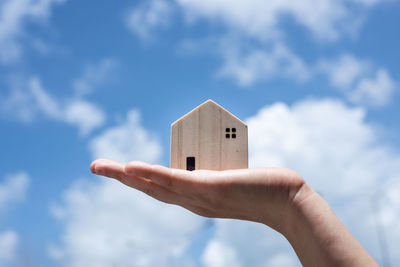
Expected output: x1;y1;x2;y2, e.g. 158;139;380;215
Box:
171;100;248;171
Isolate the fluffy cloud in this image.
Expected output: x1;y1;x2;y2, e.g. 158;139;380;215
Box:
0;172;29;265
0;172;30;213
50;179;203;267
202;220;299;267
0;76;106;136
51;109;204;266
318;54;370;89
128;0;385;41
73;58;118;97
127;0;396;95
319;54;397;107
89;109;162;162
64;100;106;136
0;76;38;122
202;239;241;267
373;178;400;264
29;77;63;119
349;69;396;107
247;98;400;196
179;0;395;95
176;0;381;41
202;98;400;266
0;0;66;64
125;0;172;40
218;41;310;86
0;230;18;263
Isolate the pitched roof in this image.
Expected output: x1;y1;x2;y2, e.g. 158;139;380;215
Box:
171;99;247;127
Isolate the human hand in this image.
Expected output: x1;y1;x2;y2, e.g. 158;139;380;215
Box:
90;159;378;266
90;159;305;233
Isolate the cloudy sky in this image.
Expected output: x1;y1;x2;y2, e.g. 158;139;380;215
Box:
0;0;399;266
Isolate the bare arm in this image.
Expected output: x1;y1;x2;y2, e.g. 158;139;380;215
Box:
287;184;377;266
90;158;377;267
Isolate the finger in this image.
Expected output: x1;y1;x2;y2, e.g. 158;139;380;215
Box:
91;158;126;180
125;161;194;193
91;159;192;206
120;175;184;205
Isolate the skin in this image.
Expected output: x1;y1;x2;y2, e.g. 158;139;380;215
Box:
90;158;378;267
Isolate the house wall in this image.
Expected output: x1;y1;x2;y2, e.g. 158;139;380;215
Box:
171;102;248;171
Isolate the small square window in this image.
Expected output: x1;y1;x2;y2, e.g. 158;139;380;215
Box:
225;128;230;132
225;134;230;138
232;134;236;138
232;128;236;132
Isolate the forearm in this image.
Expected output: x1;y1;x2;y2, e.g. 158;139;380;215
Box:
280;183;378;267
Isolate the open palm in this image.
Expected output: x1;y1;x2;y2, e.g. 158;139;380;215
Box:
90;158;304;231
90;158;377;267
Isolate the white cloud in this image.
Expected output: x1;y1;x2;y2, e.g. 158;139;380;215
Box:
177;0;397;102
0;230;18;263
202;98;400;266
1;75;106;136
202;220;299;267
176;0;382;41
29;76;62;119
373;178;400;265
179;36;311;86
0;0;66;64
349;69;396;107
319;54;397;107
50;179;203;267
318;54;370;89
0;172;30;213
247;98;400;196
51;110;204;266
64;100;106;136
0;173;29;265
89;109;162;162
126;0;387;42
0;76;38;122
0;76;63;121
73;58;117;97
125;0;172;40
127;0;396;92
202;239;241;267
173;0;395;92
218;40;310;86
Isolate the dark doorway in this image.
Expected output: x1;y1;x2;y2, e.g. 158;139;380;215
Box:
186;157;195;171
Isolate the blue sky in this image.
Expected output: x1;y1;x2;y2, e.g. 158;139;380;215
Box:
0;0;400;266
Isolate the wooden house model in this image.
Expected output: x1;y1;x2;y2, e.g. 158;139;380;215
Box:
170;100;248;171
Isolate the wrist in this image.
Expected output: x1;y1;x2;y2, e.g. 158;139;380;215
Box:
281;183;319;239
254;169;311;235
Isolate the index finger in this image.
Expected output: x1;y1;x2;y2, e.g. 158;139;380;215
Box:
125;161;196;192
90;158;126;180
